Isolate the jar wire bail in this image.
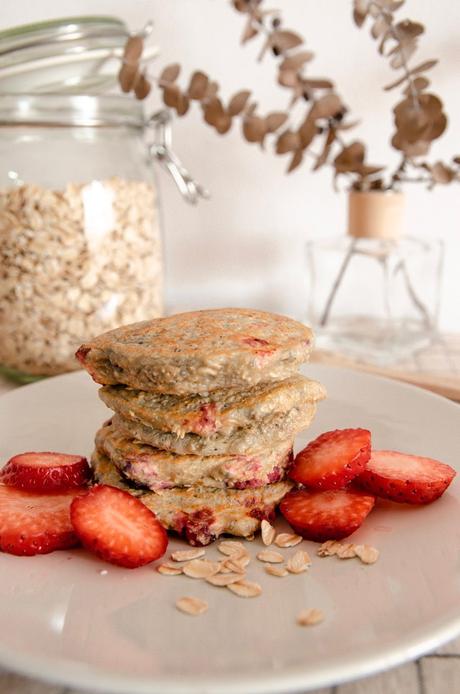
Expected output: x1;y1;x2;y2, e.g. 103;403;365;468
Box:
147;109;209;205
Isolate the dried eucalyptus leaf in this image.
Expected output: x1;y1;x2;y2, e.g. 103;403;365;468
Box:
176;92;190;116
394;19;424;40
204;97;226;126
391;132;430;156
368;3;382;17
409;59;438;76
280;50;314;71
337;119;360;131
313;129;336;171
243;115;266;143
371;15;389;39
334;141;366;172
271;30;303;52
241;20;259;44
394;93;444;138
383;0;405;10
228;90;251;116
389;41;417;69
383;73;409;91
430;162;455;184
265;112;288;132
404;76;430;94
357;163;385;177
216;113;232;134
276;130;301;154
425;112;447;141
353;0;369;27
160;63;181;83
233;0;251;11
204;81;219;99
287;149;303;173
298;117;317;148
162;83;180;108
278;69;299;88
188;71;209;100
394;99;430;142
310;93;343;120
134;72;151;100
118;63;138;93
303;78;334;89
123;35;144;63
378;29;393;55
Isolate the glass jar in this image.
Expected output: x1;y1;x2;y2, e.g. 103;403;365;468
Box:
306;193;444;365
0;94;163;380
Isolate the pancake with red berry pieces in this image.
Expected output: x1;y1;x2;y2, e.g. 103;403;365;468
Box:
111;393;318;455
76;308;313;395
91;448;293;546
95;420;294;491
99;374;325;439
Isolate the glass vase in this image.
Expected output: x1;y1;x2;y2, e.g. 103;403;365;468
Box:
306;192;444;365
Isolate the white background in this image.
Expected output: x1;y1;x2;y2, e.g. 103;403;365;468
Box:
2;0;459;330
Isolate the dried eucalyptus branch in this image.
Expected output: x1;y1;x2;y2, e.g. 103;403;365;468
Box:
354;0;460;188
118;1;459;192
118;3;382;189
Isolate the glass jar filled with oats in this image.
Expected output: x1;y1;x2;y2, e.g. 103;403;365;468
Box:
0;16;207;381
0;93;165;379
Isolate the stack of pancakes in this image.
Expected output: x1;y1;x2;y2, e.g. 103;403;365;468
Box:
77;308;326;545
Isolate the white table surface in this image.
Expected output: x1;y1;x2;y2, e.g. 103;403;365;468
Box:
1;354;459;694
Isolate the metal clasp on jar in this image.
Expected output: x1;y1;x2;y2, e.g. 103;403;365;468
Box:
147;109;209;205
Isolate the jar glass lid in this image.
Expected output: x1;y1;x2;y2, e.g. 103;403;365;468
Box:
0;16;128;64
0;16;157;95
0;94;145;128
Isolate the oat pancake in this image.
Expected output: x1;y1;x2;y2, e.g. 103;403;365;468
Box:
112;396;317;455
95;422;293;491
99;375;325;438
76;308;313;395
91;449;293;545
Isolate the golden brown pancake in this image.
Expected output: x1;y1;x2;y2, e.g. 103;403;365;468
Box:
95;421;294;491
91;449;293;546
76;308;313;395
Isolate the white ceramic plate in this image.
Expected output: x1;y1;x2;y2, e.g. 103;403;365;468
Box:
0;365;459;694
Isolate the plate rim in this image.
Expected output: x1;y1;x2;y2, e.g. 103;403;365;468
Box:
0;608;459;694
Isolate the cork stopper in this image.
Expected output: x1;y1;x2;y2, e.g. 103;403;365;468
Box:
347;191;405;240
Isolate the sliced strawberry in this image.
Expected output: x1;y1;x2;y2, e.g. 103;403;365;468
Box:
280;488;375;542
357;450;456;504
0;485;83;556
71;485;168;568
290;428;371;490
1;452;90;493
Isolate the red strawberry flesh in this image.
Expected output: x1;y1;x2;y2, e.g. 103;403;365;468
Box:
1;452;90;493
357;450;456;504
280;488;375;542
0;485;83;556
290;428;371;490
70;484;168;568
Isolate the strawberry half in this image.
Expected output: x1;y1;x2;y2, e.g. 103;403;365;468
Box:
357;450;456;504
71;485;168;568
1;452;90;493
280;488;375;542
0;485;83;556
290;428;371;490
